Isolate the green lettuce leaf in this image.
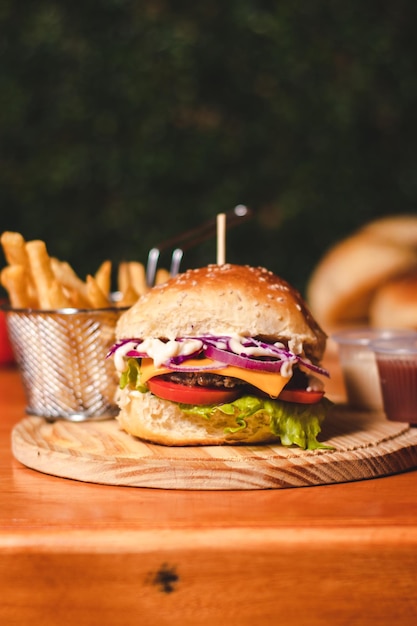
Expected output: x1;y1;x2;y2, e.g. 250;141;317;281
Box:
180;395;333;450
119;358;148;392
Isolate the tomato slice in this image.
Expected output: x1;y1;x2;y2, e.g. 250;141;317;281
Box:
147;377;241;405
279;389;325;404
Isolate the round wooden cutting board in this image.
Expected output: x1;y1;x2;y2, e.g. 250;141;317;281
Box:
11;405;417;490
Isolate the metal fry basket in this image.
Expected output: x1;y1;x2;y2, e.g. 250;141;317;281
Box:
5;306;124;421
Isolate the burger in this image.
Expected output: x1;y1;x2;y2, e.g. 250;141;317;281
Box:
109;264;331;449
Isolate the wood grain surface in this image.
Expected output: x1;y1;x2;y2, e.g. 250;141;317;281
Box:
4;365;417;626
11;405;417;489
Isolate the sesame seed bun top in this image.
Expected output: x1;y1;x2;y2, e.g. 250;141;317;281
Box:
116;263;326;362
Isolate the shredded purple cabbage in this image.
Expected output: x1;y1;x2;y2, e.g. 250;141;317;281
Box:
108;334;329;378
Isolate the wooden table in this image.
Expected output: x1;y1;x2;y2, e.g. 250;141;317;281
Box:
1;354;417;626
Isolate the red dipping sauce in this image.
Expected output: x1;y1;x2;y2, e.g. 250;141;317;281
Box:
372;338;417;424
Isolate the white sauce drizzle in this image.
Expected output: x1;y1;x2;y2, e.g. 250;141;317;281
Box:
114;337;203;370
113;335;324;389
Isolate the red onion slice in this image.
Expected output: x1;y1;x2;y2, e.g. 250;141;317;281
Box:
203;344;287;372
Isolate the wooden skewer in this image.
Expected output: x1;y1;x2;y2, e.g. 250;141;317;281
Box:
216;213;226;265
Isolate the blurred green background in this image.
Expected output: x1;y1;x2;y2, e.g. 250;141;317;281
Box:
1;0;417;297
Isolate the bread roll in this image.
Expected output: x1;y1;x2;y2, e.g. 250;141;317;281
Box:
307;215;417;331
370;271;417;329
360;214;417;248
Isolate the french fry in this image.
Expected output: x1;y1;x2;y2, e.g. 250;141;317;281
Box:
95;260;112;299
155;268;171;285
67;288;91;309
128;261;147;296
1;231;37;303
48;279;72;309
0;265;32;308
51;258;88;299
25;239;63;309
1;230;174;312
117;285;139;308
0;231;28;266
117;261;131;295
85;274;110;308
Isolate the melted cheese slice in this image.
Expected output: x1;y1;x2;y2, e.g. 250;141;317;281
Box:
139;358;291;398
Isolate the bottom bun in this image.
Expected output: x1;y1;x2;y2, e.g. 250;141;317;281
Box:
116;388;285;446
